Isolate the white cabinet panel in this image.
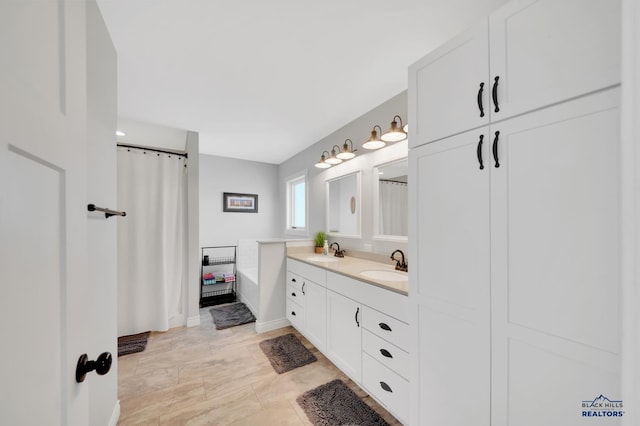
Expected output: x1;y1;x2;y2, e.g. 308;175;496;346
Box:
362;353;409;424
363;329;409;380
506;339;620;426
326;289;362;383
412;127;491;315
361;306;409;351
490;0;620;121
409;20;490;147
409;127;491;426
492;89;620;353
304;280;326;352
286;297;305;330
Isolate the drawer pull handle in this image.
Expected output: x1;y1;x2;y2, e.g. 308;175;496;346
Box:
380;381;393;393
291;278;297;282
492;75;500;113
291;311;296;316
291;292;296;297
492;131;500;168
355;307;360;327
379;322;392;332
477;82;485;118
302;282;306;295
380;349;393;358
476;134;484;170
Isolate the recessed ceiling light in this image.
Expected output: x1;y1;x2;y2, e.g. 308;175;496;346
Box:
116;130;126;137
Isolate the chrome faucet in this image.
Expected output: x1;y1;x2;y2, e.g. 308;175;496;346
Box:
390;249;408;272
329;242;345;257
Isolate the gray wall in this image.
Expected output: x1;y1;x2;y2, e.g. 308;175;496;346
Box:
199;155;279;247
86;0;118;423
278;91;409;257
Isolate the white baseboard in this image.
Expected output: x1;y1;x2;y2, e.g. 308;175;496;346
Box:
186;315;201;327
108;400;120;426
255;317;290;333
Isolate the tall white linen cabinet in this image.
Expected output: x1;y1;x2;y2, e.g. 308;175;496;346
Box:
408;0;622;425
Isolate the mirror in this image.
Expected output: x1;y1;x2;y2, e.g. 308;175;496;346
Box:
374;159;408;241
326;171;361;238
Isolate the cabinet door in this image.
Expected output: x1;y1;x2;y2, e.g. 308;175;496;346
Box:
490;89;620;426
409;20;490;148
304;280;326;352
408;127;491;426
489;0;620;121
326;290;362;383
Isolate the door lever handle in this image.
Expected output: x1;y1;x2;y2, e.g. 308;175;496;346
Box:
76;352;112;383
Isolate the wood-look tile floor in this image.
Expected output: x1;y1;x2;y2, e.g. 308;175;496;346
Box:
117;307;403;425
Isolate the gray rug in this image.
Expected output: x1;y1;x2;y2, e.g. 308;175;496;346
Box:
259;333;317;374
297;379;390;426
209;302;256;330
118;331;150;357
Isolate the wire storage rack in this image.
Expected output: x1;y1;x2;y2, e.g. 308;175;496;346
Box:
200;245;237;307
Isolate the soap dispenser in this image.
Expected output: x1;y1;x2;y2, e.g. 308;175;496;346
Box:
323;240;329;255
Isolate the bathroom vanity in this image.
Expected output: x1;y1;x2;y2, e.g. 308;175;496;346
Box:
286;252;409;424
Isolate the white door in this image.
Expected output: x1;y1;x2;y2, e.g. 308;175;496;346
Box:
490;88;621;425
304;280;326;352
409;127;491;426
409;19;490;147
489;0;620;121
0;2;90;425
326;290;362;383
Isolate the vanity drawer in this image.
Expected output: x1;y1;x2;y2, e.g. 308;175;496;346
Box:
288;258;326;285
362;305;409;351
362;329;409;380
287;283;304;304
286;297;305;330
362;353;409;423
287;271;303;292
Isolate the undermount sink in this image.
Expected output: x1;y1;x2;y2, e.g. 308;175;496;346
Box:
306;255;340;263
359;269;408;282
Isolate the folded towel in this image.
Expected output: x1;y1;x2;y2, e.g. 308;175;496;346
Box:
203;272;214;280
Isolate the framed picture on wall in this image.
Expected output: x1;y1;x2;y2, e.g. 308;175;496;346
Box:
223;192;258;213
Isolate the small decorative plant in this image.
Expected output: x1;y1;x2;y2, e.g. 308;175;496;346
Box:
314;231;327;253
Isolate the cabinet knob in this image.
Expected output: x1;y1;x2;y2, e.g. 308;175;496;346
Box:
380;348;393;358
291;292;296;297
291;311;296;316
76;352;112;383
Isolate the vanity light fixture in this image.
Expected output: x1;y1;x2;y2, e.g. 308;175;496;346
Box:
336;139;357;160
325;145;343;165
363;125;386;150
381;115;408;143
315;151;332;169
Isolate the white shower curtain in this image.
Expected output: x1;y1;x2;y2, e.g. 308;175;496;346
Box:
379;180;408;236
117;147;187;336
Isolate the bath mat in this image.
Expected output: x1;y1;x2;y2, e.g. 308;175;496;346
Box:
259;333;317;374
118;331;150;357
297;379;390;426
209;302;256;330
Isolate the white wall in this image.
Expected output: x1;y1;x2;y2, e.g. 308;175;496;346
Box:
199;154;279;246
186;131;201;327
278;91;409;257
86;1;119;424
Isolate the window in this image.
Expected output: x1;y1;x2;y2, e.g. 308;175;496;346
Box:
286;171;308;234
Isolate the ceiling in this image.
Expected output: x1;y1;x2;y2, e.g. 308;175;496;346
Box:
96;0;507;164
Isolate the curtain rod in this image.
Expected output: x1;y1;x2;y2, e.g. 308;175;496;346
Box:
117;144;188;158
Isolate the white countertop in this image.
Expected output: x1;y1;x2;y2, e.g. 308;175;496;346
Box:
287;251;408;296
